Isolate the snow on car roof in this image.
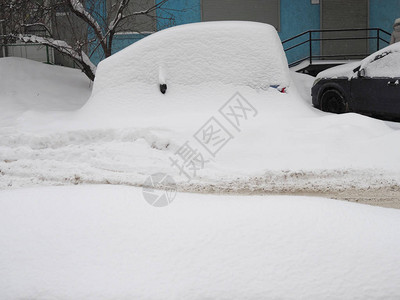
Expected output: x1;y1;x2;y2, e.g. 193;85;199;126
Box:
92;21;290;95
317;42;400;79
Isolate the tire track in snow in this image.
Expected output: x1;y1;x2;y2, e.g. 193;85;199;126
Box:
1;128;400;209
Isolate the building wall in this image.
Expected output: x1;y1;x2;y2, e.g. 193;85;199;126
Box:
105;0;400;66
369;0;400;51
112;33;150;54
276;0;400;64
279;0;320;64
156;0;201;27
370;0;400;33
90;0;201;65
87;0;108;66
110;0;320;65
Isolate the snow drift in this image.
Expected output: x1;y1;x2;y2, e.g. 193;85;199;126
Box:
0;57;91;127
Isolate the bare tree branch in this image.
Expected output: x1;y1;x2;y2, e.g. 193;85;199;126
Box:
66;0;106;54
21;23;53;37
1;0;180;80
18;34;96;81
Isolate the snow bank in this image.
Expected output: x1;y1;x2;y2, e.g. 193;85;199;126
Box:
1;185;400;299
92;21;290;95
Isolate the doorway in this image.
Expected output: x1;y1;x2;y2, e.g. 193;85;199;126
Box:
321;0;369;59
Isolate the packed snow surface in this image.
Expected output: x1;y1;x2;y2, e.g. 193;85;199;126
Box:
1;185;400;299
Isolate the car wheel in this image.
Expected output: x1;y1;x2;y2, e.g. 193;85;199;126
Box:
320;89;347;114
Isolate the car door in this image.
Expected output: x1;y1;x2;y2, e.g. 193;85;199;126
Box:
351;77;400;118
350;51;400;119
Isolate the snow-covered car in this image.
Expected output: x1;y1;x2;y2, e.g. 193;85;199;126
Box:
311;43;400;121
80;21;291;129
89;21;290;103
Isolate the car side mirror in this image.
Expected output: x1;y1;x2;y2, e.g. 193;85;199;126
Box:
353;65;365;78
357;69;366;78
160;83;167;94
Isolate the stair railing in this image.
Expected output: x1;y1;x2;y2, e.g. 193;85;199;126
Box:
282;28;391;68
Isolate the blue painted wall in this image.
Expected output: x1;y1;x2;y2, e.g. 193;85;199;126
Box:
370;0;400;33
369;0;400;51
107;0;320;65
280;0;400;64
278;0;320;64
87;0;107;66
93;0;202;65
112;34;151;54
156;0;201;28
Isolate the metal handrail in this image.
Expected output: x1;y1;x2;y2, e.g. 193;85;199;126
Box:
282;28;391;68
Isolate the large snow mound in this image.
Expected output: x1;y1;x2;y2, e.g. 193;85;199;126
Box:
92;21;290;95
1;185;400;299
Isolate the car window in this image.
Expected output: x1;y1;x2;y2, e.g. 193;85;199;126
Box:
364;51;400;78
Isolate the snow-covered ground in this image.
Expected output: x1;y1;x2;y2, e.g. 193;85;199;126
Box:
1;22;400;299
1;185;400;299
